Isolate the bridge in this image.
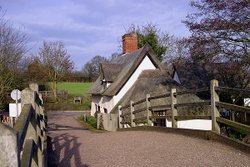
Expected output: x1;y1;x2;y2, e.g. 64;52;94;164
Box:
47;111;249;167
0;81;250;167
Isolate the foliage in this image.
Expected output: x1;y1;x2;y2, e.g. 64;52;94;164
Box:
0;8;28;107
127;23;171;61
39;41;74;98
62;71;88;82
183;0;250;89
44;95;91;111
82;55;108;81
25;57;48;84
56;82;92;96
79;115;97;129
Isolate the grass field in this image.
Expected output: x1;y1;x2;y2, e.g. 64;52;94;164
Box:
56;82;92;96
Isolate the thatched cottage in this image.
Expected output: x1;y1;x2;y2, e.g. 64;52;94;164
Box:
88;34;211;130
88;33;164;115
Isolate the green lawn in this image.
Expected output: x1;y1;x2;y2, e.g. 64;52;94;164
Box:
56;82;92;96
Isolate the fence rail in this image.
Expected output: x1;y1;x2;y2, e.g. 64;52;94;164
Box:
40;90;68;97
175;115;211;121
216;117;250;134
215;86;250;97
149;93;171;100
176;87;210;95
216;101;250;114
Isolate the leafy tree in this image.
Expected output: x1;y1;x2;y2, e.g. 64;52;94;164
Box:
0;8;28;107
82;55;108;82
127;23;171;61
25;57;48;84
39;41;74;98
183;0;250;89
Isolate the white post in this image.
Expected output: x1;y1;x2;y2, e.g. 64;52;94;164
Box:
171;88;177;128
16;90;18;118
146;94;152;126
130;101;135;127
118;105;122;129
210;80;220;134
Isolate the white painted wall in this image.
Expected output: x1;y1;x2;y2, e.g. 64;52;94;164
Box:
113;55;156;105
102;96;114;112
166;119;172;127
91;95;114;116
177;120;212;130
165;119;212;130
91;95;101;116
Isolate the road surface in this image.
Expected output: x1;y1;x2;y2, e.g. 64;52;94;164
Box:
47;111;250;167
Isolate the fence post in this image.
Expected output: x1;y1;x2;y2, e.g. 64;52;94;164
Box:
118;105;122;129
210;79;220;134
146;94;152;126
232;111;235;121
171;88;177;128
130;101;135;127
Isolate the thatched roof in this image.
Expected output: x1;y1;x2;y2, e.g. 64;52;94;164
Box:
166;62;219;89
100;63;123;82
110;69;205;114
87;44;163;96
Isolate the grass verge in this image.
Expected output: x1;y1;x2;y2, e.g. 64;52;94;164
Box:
79;115;101;131
56;82;92;96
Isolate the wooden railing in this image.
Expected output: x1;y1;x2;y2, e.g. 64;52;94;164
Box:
40;90;68;97
0;84;47;167
118;80;250;143
212;81;250;135
119;87;210;128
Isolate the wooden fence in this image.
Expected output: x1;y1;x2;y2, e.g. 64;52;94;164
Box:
118;80;250;142
40;90;68;97
0;84;47;167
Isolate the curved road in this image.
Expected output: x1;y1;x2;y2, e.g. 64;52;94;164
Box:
48;111;250;167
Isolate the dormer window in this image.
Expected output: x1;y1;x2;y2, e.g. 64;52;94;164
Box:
101;79;111;90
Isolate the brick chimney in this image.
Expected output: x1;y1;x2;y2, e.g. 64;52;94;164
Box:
122;33;138;54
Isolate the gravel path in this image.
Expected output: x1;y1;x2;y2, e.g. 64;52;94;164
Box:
48;111;250;167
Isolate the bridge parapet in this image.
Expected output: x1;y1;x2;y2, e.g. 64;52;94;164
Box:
0;83;47;167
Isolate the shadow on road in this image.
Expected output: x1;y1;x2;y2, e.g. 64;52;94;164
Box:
47;124;89;167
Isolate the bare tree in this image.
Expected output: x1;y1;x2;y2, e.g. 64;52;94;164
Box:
39;41;74;98
0;7;28;107
183;0;250;89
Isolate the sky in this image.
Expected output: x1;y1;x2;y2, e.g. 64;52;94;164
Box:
0;0;193;70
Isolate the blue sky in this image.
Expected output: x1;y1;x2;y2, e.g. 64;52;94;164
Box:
1;0;193;70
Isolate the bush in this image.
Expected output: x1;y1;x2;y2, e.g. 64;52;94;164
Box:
80;115;97;129
44;95;91;111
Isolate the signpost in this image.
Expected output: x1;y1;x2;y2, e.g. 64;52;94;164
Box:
11;89;21;118
9;89;21;126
